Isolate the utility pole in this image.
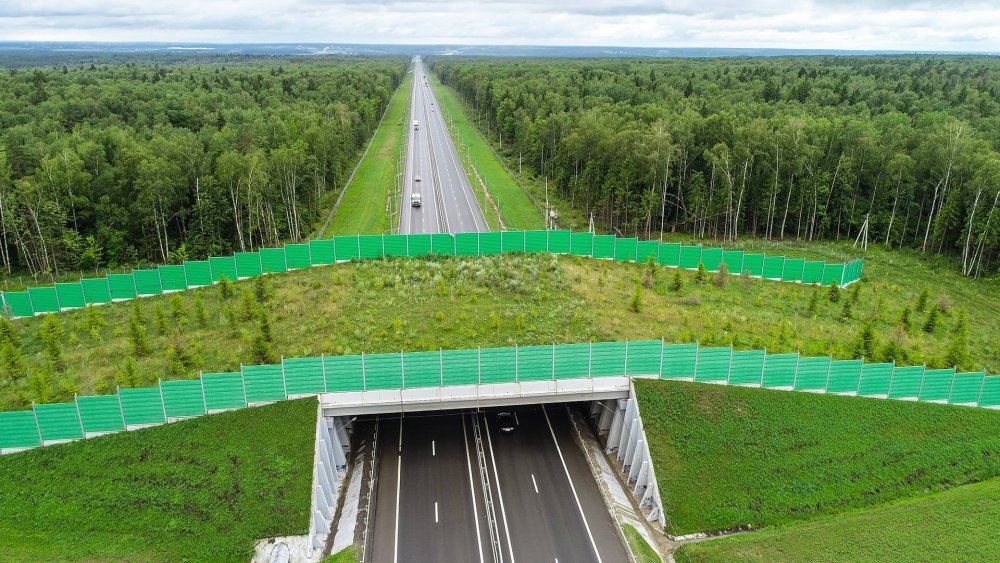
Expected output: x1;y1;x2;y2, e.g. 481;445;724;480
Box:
544;177;550;230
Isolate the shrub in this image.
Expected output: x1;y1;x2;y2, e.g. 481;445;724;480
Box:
629;284;643;312
218;275;234;299
0;316;19;348
853;320;878;360
915;287;929;312
944;311;969;369
694;262;709;285
839;297;853;322
828;280;841;303
253;275;273;304
898;305;912;332
923;305;939;333
713;262;728;288
193;294;208;327
850;283;861;304
168;293;187;324
642;256;658;289
806;289;820;318
38;315;66;372
669;269;684;292
128;314;151;356
153;304;169;335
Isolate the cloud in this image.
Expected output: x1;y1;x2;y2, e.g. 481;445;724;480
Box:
0;0;998;51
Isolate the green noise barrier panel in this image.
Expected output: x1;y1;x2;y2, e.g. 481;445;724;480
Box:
56;283;86;309
3;339;997;453
2;231;862;320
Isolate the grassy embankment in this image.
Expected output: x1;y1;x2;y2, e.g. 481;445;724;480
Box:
634;379;1000;536
1;237;996;410
0;397;317;561
675;477;1000;562
624;524;662;563
323;72;412;236
427;72;544;231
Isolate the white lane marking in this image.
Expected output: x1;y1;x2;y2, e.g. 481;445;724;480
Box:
393;452;402;563
514;412;520;426
462;413;486;563
399;416;403;452
432;440;436;456
531;473;539;494
435;501;439;523
542;406;603;563
482;411;516;563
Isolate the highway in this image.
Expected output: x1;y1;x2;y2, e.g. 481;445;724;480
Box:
400;57;489;235
369;406;629;563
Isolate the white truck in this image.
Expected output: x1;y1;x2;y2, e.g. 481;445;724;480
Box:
413;120;419;130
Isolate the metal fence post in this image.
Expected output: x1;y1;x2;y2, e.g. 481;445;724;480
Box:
280;356;289;399
856;360;864;394
791;352;801;389
439;348;444;387
759;348;768;387
477;347;482;385
916;364;928;399
116;386;127;429
658;338;665;378
624;339;630;375
321;354;329;393
239;364;248;406
886;362;897;397
74;394;86;438
400;350;406;389
515;344;519;382
725;345;734;384
820;263;827;287
976;375;987;407
199;370;209;413
361;352;368;392
824;355;834;393
588;340;593;379
551;343;556;381
31;402;43;444
158;378;168;421
946;369;957;403
693;341;701;379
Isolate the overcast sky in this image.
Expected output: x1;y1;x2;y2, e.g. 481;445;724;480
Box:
2;1;999;52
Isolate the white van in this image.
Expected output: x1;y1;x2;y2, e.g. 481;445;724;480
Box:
411;193;422;207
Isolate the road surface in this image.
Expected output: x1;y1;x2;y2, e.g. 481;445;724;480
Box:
400;56;489;235
369;406;629;563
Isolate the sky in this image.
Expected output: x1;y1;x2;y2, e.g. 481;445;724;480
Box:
1;0;999;52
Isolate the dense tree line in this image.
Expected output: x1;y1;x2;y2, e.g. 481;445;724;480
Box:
432;56;1000;277
0;58;406;277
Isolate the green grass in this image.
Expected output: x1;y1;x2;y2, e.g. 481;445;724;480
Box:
0;397;317;561
324;545;358;563
324;73;412;236
2;236;997;410
623;524;662;563
675;477;1000;562
633;379;1000;536
428;72;545;230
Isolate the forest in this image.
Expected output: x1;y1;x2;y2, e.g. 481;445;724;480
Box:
0;57;406;280
431;56;1000;278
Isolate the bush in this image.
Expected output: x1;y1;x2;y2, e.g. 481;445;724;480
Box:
642;256;658;289
828;280;841;303
218;275;234;299
944;311;969;369
806;289;820;318
898;305;912;332
850;283;862;304
853;321;878;360
168;293;187;324
923;305;939;333
839;297;853;322
193;294;208;327
153;304;169;336
915;287;929;312
0;316;19;348
669;269;684;292
713;262;728;288
629;284;643;312
694;262;709;285
253;275;273;304
37;315;66;372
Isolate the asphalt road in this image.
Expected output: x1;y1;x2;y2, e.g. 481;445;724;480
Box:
400;57;489;235
369;407;629;563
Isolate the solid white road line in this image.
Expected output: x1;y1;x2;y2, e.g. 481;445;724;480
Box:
531;474;539;494
432;440;436;456
393;416;403;563
542;405;602;563
461;414;486;563
482;411;516;563
435;501;439;523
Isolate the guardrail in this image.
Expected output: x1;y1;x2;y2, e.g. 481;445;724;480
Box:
0;230;863;319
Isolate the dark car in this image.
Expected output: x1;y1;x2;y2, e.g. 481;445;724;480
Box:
497;412;517;433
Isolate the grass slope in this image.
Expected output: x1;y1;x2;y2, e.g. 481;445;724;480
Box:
624;524;662;563
0;397;317;561
675;477;1000;562
2;238;997;409
633;379;1000;536
428;72;545;230
325;72;412;236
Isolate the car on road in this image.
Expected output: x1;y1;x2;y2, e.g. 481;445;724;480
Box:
411;193;422;207
497;412;517;433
